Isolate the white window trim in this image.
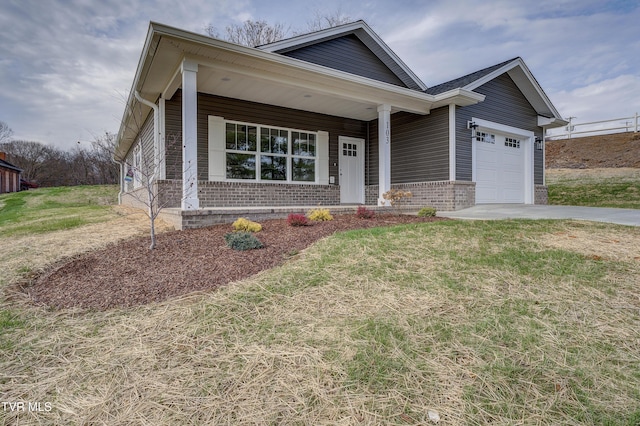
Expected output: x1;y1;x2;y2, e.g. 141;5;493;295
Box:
133;143;142;189
223;119;320;184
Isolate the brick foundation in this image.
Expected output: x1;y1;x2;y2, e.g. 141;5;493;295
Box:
366;181;476;211
535;185;548;205
121;179;477;229
149;180;341;208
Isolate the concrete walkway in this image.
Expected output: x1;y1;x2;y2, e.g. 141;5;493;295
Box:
438;204;640;227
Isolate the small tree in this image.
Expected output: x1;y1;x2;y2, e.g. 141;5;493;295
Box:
116;131;192;250
115;95;196;250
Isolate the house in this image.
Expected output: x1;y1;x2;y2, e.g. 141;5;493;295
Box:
0;152;22;194
115;20;567;229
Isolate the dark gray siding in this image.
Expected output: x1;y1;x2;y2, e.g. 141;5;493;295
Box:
456;73;544;184
367;108;450;185
165;91;367;183
281;34;408;88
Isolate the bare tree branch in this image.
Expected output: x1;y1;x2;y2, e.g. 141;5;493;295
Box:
0;121;14;144
226;20;289;47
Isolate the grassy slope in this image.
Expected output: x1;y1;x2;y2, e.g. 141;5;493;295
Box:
0;185;119;236
2;214;640;424
547;168;640;209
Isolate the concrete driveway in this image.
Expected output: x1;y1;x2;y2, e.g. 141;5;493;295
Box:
438;204;640;227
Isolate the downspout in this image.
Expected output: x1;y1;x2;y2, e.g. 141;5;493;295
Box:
115;159;123;204
134;91;160;176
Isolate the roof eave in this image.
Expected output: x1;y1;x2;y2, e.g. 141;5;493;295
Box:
432;88;486;108
463;57;564;121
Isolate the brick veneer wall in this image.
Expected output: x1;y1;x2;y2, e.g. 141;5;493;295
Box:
535;185;548;205
121;179;476;211
151;180;341;208
366;181;476;211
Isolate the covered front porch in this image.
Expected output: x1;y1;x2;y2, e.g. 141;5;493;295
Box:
115;24;484;217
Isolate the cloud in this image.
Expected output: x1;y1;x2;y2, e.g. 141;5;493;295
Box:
549;74;640;122
0;0;639;151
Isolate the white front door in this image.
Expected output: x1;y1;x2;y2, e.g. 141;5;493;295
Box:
339;136;365;204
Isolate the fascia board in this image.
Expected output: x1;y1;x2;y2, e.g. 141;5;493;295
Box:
464;58;564;120
510;60;564;119
538;116;569;128
257;21;367;52
117;22;437;155
115;23;161;157
153;22;436;103
432;88;485;108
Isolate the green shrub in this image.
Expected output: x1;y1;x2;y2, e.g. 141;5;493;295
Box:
417;206;437;217
307;208;333;221
232;217;262;232
224;232;264;251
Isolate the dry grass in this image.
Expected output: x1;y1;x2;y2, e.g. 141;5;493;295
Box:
2;219;640;424
0;206;172;287
546;167;640;184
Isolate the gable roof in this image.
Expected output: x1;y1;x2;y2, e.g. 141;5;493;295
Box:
0;158;22;173
425;58;518;95
426;57;566;124
258;20;427;91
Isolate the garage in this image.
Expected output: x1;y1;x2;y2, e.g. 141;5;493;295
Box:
472;120;534;204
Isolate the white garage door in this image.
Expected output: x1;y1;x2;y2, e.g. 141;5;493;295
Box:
475;131;525;203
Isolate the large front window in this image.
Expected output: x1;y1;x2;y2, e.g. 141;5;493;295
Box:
225;121;317;182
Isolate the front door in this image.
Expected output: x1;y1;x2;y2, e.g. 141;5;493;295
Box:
339;136;365;204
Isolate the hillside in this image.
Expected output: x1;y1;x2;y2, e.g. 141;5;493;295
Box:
546;132;640;168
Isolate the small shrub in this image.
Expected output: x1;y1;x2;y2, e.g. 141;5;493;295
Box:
355;206;375;219
382;189;413;207
287;213;309;227
232;217;262;232
417;206;437;217
307;208;333;221
224;232;263;251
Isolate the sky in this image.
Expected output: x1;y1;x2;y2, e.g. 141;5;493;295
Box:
1;0;639;151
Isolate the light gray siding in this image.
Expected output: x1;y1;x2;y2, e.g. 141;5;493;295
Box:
123;112;154;192
367;108;450;185
280;34;408;88
456;73;544;184
165;91;367;184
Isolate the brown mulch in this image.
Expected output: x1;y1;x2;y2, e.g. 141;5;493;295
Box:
22;214;445;311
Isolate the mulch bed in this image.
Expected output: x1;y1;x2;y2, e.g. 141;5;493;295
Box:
22;214;445;311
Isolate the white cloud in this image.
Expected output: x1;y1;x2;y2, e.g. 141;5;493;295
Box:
0;0;638;151
549;74;640;122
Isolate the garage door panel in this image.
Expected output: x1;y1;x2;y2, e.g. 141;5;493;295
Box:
475;132;525;204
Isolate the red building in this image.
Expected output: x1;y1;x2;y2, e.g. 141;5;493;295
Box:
0;152;22;193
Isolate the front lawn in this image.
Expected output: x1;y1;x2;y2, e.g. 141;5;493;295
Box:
2;217;639;424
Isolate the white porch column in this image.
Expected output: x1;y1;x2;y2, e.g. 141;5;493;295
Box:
448;103;456;181
377;104;391;205
181;59;199;210
158;96;166;180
